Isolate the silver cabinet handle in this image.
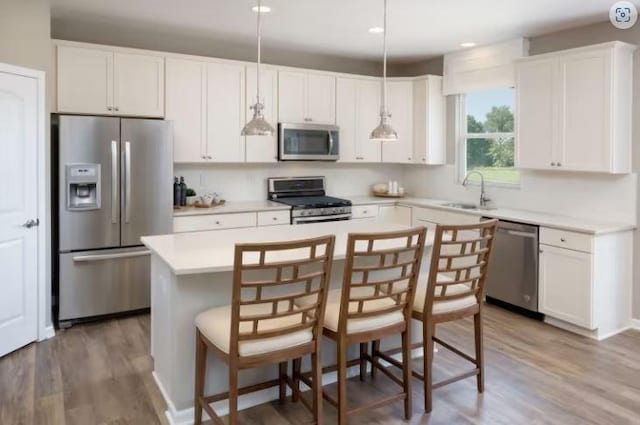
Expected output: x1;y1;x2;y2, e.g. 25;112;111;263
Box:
560;237;566;242
327;130;334;155
22;218;39;228
272;216;278;221
124;141;131;224
73;250;151;262
557;162;562;167
111;141;119;224
114;107;119;112
551;162;556;166
107;106;113;111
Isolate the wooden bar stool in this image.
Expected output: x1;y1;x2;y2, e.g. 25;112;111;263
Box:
193;235;336;425
296;227;427;425
378;220;498;413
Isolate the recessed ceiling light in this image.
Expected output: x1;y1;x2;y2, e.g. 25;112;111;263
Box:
368;27;385;34
252;5;271;13
460;42;476;48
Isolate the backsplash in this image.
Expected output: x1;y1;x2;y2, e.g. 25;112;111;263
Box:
173;162;406;202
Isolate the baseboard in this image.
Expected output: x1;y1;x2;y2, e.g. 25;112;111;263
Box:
630;319;640;331
157;347;424;425
38;325;55;341
544;316;629;341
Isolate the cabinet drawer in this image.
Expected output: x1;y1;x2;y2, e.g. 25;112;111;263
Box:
412;207;480;226
257;210;290;226
540;227;592;253
174;212;257;233
352;204;379;219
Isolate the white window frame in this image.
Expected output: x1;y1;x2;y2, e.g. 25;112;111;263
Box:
455;92;520;189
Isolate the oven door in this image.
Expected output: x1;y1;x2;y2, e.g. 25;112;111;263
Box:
279;123;339;161
292;213;352;224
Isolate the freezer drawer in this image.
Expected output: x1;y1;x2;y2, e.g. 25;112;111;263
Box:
59;247;151;321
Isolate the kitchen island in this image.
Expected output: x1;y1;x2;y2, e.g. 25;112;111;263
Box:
141;219;433;425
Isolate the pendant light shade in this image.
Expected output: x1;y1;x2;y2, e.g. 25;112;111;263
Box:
242;0;275;136
370;0;398;142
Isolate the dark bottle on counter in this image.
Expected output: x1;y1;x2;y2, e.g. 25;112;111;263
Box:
179;176;187;206
173;177;180;206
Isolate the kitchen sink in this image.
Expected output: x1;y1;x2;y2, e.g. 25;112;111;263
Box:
441;202;479;210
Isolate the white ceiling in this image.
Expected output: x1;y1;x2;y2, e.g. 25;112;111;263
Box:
51;0;615;62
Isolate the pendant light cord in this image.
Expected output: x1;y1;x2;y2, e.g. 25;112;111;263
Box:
381;0;388;117
256;0;262;105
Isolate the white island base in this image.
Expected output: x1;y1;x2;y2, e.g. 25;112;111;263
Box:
142;219;433;425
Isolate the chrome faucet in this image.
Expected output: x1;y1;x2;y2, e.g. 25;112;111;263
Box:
462;171;490;208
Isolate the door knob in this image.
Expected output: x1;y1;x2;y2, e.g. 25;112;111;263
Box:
22;218;39;228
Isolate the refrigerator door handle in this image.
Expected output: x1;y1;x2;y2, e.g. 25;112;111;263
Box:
72;250;152;262
124;141;131;224
111;140;118;224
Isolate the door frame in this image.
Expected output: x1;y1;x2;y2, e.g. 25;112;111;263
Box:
0;62;52;342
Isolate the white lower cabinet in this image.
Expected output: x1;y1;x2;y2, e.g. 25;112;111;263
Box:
351;204;379;219
257;210;290;227
379;205;411;226
174;212;257;233
539;244;593;329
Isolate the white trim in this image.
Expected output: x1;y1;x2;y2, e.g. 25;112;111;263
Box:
156;348;423;425
630;319;640;330
0;62;51;344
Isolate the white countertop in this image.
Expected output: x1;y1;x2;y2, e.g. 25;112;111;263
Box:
173;200;289;217
173;195;635;235
142;219;423;275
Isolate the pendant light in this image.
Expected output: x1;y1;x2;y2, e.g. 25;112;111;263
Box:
370;0;398;141
241;0;275;136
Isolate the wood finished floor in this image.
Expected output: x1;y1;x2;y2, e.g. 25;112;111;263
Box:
2;305;640;425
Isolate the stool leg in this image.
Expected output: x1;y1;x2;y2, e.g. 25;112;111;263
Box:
279;362;287;403
194;331;207;425
423;323;435;413
229;367;239;424
311;351;323;425
359;343;367;381
402;329;413;420
371;340;380;379
337;338;348;425
292;358;302;402
474;311;485;393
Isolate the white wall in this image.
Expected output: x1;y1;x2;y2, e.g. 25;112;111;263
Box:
174;163;406;201
404;165;637;224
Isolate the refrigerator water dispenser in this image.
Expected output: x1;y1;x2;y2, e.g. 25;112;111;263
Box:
66;164;101;210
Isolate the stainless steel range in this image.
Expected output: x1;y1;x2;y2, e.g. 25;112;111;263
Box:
268;176;352;224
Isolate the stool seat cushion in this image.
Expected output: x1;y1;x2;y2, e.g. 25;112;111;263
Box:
195;304;313;357
413;274;478;315
297;287;404;334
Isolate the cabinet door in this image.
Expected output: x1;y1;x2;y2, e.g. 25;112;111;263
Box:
336;78;358;162
166;58;207;163
245;66;278;162
539;245;594;329
413;77;445;165
379;205;411;226
559;50;611;172
207;63;245;162
306;73;336;124
515;59;557;170
57;45;114;115
278;71;306;123
382;81;413;163
356;79;382;162
113;52;165;117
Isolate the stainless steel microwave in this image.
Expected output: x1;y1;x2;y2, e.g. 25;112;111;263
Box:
278;123;339;161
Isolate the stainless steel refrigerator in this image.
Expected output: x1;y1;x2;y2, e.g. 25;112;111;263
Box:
54;115;172;327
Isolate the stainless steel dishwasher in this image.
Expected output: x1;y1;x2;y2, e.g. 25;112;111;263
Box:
484;219;541;318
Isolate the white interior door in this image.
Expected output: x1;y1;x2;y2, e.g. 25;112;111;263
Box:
0;68;39;357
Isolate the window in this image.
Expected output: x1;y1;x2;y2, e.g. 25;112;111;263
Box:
457;87;519;186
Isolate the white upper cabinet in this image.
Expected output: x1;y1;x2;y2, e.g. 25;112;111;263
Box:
245;66;278;163
278;70;336;124
113;52;165;117
382;80;413;163
336;77;381;163
57;43;164;117
57;45;114;115
413;76;445;165
515;42;634;174
206;63;246;162
166;58;207;163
